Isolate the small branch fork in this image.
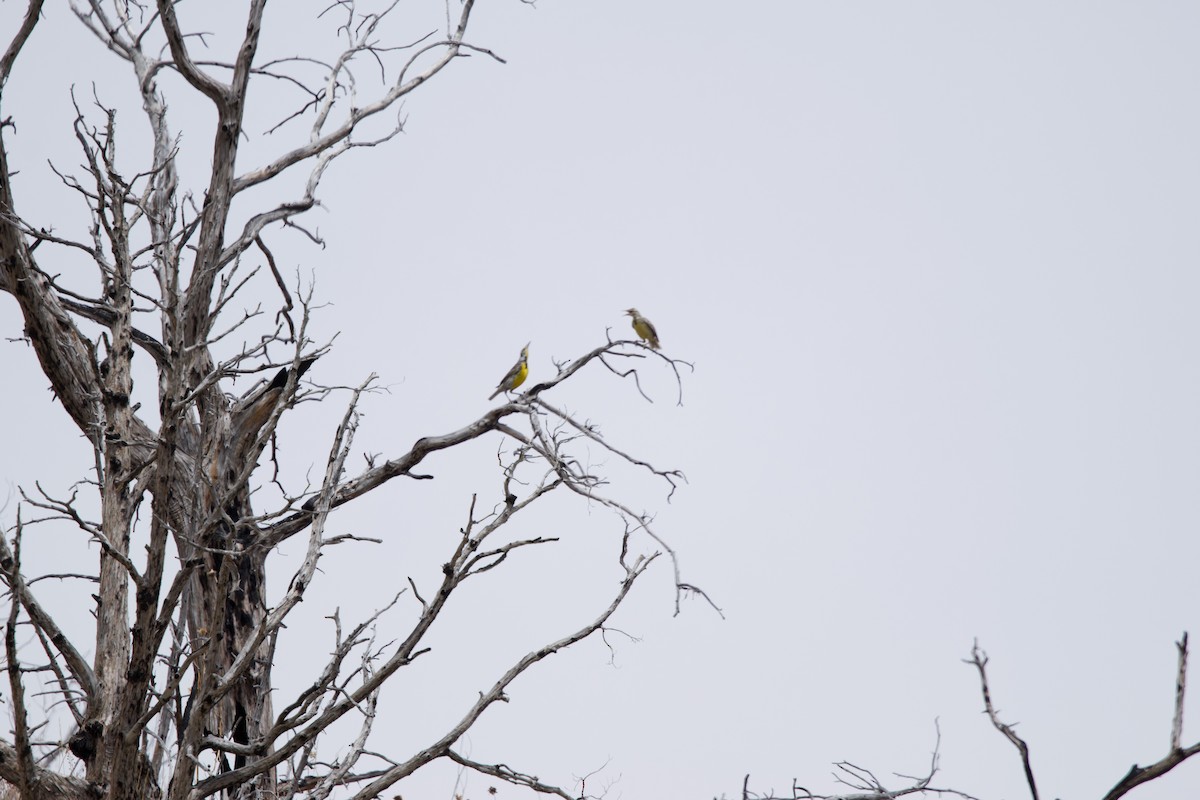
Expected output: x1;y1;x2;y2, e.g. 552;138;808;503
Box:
529;333;694;408
1100;632;1200;800
497;386;718;616
739;722;979;800
968;636;1200;800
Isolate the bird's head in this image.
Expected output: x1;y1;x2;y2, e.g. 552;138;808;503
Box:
624;308;639;317
521;343;530;359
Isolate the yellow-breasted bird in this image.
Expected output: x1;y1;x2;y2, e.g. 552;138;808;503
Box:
624;308;660;350
488;343;530;400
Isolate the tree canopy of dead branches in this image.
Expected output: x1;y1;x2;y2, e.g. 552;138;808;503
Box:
0;3;703;800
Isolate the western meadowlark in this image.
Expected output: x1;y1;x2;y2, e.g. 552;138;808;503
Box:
624;308;660;350
488;343;530;400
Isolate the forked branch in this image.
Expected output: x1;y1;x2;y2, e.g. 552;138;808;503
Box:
346;553;657;800
1100;632;1200;800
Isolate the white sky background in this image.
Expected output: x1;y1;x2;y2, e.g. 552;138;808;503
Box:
3;1;1200;798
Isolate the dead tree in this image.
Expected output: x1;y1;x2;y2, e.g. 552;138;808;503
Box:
734;637;1200;800
0;3;702;799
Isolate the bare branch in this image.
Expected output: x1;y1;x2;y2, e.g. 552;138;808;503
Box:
446;749;575;799
264;404;521;545
155;0;228;103
58;296;170;366
497;417;718;618
532;395;686;499
964;641;1038;800
0;0;44;89
346;554;657;800
0;521;98;700
1100;632;1200;800
4;519;37;800
231;1;498;198
1172;631;1188;751
742;722;979;800
0;740;94;800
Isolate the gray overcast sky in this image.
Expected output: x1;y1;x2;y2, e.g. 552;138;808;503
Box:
3;1;1200;798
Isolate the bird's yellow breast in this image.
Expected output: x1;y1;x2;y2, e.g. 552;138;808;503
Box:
632;318;655;342
511;361;529;390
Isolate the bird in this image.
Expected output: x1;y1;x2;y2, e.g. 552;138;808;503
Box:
624;308;660;349
488;343;530;400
